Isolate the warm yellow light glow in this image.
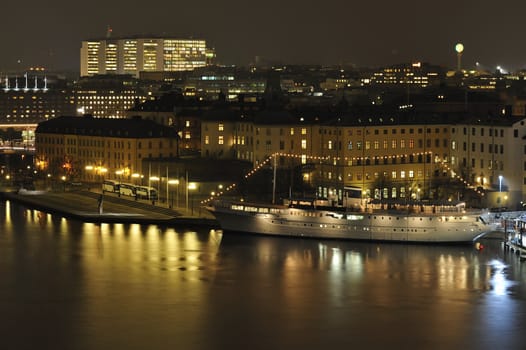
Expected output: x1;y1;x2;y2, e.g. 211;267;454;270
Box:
188;182;197;190
455;43;464;53
168;179;179;185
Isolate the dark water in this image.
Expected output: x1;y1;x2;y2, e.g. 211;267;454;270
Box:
1;200;526;350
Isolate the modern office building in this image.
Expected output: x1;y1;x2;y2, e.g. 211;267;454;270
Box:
80;36;214;77
0;74;76;125
73;75;149;118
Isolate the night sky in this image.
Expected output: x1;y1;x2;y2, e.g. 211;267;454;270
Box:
3;0;526;72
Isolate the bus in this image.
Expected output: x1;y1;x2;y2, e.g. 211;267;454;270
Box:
135;186;158;200
102;180;119;193
119;183;136;197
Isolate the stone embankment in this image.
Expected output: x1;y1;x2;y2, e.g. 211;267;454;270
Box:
0;188;219;229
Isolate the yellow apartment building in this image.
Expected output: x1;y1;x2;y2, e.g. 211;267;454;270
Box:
35;115;178;183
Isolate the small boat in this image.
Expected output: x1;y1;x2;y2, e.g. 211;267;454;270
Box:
206;198;494;243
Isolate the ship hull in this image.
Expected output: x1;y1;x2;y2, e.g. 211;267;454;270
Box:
208;203;492;243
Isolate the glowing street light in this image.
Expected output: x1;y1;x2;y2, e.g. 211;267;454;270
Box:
187;182;197;215
168;179;179;208
455;43;464;71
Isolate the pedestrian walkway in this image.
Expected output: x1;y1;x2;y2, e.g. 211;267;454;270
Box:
0;185;218;227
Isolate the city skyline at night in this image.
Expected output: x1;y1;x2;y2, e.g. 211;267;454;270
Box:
2;1;526;72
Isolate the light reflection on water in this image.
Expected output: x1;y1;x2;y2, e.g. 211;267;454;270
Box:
1;201;526;349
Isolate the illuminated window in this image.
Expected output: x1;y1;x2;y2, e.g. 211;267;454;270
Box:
400;171;406;179
365;141;371;150
185;120;191;127
218;136;224;145
290;128;294;135
301;139;307;149
374;141;379;150
400;140;405;149
301;128;307;135
391;140;397;149
328;141;333;150
409;139;414;149
391;171;397;179
409;170;414;178
218;123;224;131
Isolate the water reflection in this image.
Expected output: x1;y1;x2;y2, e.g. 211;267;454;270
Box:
1;200;526;349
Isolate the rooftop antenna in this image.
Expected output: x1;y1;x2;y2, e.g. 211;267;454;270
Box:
106;25;113;38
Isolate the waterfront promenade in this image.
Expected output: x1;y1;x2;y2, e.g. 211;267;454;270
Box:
0;185;218;228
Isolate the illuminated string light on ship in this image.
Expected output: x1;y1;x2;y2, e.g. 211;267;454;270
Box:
439;162;484;196
201;153;329;204
201;153;484;204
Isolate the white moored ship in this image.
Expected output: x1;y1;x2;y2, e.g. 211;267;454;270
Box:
207;198;494;243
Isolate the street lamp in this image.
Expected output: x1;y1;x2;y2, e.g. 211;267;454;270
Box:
150;176;159;203
455;43;464;72
187;182;197;214
168;179;179;208
61;175;66;192
131;173;141;185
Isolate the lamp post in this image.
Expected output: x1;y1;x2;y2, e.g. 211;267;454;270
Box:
188;182;197;215
455;43;464;72
61;175;66;192
150;176;159;203
498;175;503;209
168;179;179;209
131;173;141;185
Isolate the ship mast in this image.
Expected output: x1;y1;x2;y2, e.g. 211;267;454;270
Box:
272;153;277;204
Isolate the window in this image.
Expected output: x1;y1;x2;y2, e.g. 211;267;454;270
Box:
301;139;307;149
205;135;209;145
218;123;224;131
218;136;224;145
301;128;307;135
